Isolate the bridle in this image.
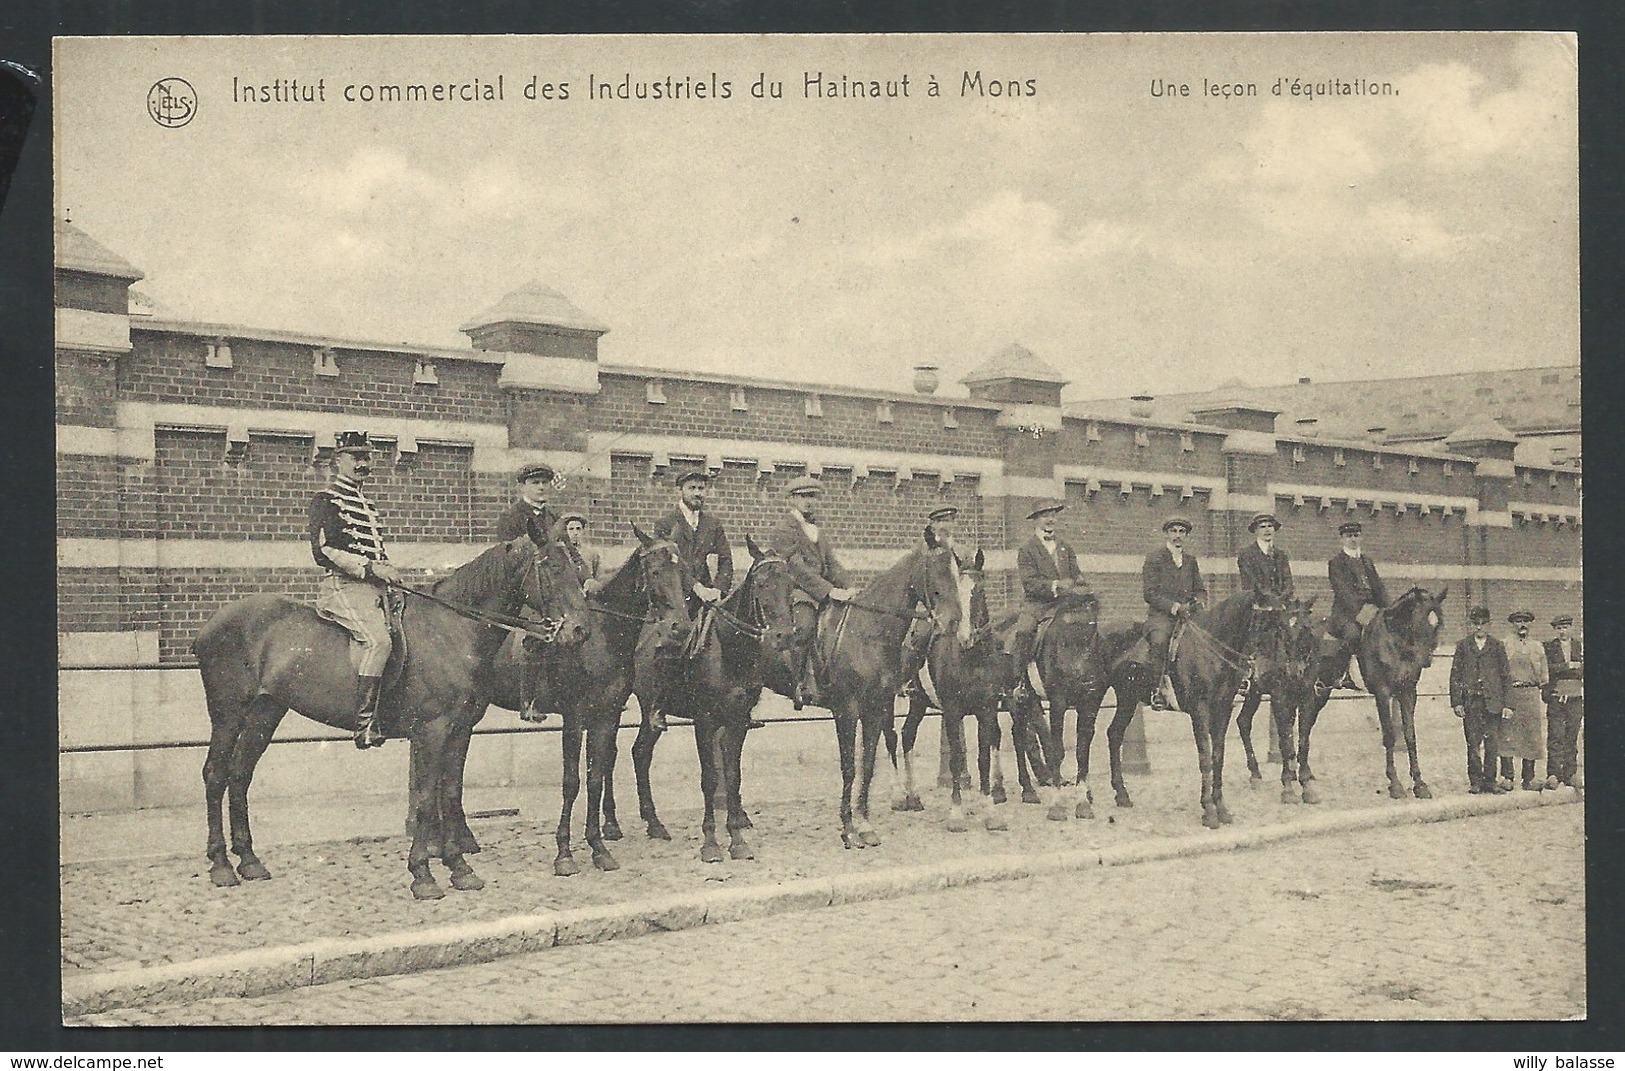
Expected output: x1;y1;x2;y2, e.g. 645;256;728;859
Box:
386;540;571;643
712;553;790;642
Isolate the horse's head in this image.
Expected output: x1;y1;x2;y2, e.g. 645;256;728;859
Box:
520;539;590;647
632;523;692;653
911;541;964;644
949;547;991;650
1389;585;1448;649
1281;595;1321;681
740;534;796;658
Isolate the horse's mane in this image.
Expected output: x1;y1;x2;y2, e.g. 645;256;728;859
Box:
1098;620;1146;663
596;545;643;609
431;541;515;607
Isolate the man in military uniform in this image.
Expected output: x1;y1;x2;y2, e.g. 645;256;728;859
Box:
1543;613;1584;789
901;505;963;683
1007;501;1089;703
555;511;603;596
1143;515;1207;711
1499;609;1549;791
652;470;733;618
764;476;854;709
1325;520;1389;691
309;430;400;749
496;462;559;548
1450;605;1513;794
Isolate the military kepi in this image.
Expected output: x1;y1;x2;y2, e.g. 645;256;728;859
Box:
786;475;823;496
334;429;375;454
1161;514;1193;533
1338;521;1363;536
1248;512;1281;532
517;461;556;483
1026;499;1065;520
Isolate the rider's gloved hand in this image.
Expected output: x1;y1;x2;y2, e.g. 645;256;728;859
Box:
828;588;854;603
694;583;722;604
368;561;401;584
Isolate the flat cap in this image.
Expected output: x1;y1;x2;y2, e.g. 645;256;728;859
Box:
1551;614;1574;627
1507;609;1535;624
785;475;823;496
675;470;710;487
516;461;556;483
928;506;960;523
1026;500;1066;520
557;510;588;527
1161;515;1193;533
1338;521;1364;536
1248;512;1281;532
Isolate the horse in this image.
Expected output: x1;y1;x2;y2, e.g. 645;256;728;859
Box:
630;536;797;861
1049;620;1154;813
886;549;1012;834
1299;586;1447;801
1233;597;1327;803
193;537;588;899
1002;590;1105;822
1160;587;1287;828
541;525;692;877
791;533;964;849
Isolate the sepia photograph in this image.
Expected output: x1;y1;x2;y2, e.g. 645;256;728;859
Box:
53;32;1582;1025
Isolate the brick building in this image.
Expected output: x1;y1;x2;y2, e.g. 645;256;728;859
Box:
56;223;1583;811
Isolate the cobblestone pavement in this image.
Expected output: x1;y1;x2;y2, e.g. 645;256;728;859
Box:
66;805;1584;1024
61;703;1562;975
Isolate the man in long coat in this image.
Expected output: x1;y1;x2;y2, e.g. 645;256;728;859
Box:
1007;500;1089;702
1499;609;1549;790
1450;604;1513;793
1543;613;1584;789
1325;520;1390;690
1237;512;1294;602
653;469;733;618
496;461;560;549
764;476;854;708
1143;514;1207;710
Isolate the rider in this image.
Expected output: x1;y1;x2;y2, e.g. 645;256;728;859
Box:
554;511;603;597
1236;511;1294;673
1007;500;1090;704
901;505;962;684
496;461;560;548
653;469;732;619
1143;515;1207;712
764;476;854;709
1325;520;1389;691
308;430;401;750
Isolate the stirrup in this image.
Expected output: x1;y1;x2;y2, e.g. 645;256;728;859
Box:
354;717;386;750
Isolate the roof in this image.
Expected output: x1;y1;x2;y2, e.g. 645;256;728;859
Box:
1069;364;1579;441
961;342;1067;386
460;282;609;335
56;221;144;281
1444;415;1519;445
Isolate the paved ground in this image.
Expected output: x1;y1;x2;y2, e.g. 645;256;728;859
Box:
65;805;1585;1024
61;700;1571;976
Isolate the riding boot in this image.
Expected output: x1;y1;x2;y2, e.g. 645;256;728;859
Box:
1008;633;1035;702
798;655;823;708
353;675;385;750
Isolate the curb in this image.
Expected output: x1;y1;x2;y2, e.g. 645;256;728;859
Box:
61;788;1578;1016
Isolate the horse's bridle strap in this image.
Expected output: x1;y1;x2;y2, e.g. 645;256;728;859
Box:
386;580;565;640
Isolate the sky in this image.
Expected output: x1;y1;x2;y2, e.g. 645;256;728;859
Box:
54;33;1578;401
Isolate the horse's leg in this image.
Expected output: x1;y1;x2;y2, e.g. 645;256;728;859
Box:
554;714;584;876
1373;685;1406;799
1106;690;1136;808
1272;691;1302;804
585;711;621;872
1074;699;1098;819
1012;698;1045;805
1401;688;1431;798
632;700;671;840
690;717;724;863
1236;686;1263;784
977;712;993;798
719;708;755;860
1211;695;1235;825
225;700;284;882
202;713;242;888
894;699;925;812
600;709;623;843
944;713;969;833
1189;703;1219;829
441;716;481;857
833;705;861;848
853;700;885;847
405;718;452;900
1298;687;1326;804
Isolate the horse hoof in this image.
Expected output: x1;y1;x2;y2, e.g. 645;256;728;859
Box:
1281;786;1301;805
1216;807;1235;825
991;786;1008;805
1414;783;1433;799
858;829;882;848
602;822;623;842
729;841;755;861
1202;810;1222;830
1301;783;1323;805
411;879;446;901
209;863;240;888
891;798;912;812
946;816;969;834
647;821;672;841
236;859;272;882
841;832;857;850
449;869;485;892
1022;789;1043;805
554;856;580;878
907;794;926;812
1075;800;1094;820
1115;791;1134;809
1388;783;1407;800
984;813;1009;832
593;852;620;872
700;842;724;864
1046;803;1068;823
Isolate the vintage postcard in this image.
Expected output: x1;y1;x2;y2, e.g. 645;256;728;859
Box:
54;33;1581;1025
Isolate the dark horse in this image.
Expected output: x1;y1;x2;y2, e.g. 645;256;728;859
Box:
536;525;692;877
887;549;1011;834
1299;586;1447;801
799;536;963;849
195;537;588;899
1234;597;1328;804
630;537;797;861
1161;588;1286;828
1046;619;1154;813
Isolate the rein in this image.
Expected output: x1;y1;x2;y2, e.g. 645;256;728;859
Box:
841;598;931;621
385;580;567;642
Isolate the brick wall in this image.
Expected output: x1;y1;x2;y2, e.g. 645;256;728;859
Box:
57;351;120;427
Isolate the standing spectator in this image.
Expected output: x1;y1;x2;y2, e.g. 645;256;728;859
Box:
1449;605;1513;794
1499;610;1550;790
1543;614;1583;789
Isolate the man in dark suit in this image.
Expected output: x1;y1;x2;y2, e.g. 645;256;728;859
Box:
1450;604;1514;793
763;476;854;709
652;470;734;617
1325;520;1389;690
1007;500;1089;702
495;461;559;549
1143;515;1207;710
1237;512;1294;602
1543;613;1584;789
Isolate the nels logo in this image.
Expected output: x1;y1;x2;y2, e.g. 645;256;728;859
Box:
147;78;197;128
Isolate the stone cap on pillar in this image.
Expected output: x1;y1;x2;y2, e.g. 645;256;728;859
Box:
1444;415;1519;462
962;342;1067;408
56;221;143;352
461;283;609;362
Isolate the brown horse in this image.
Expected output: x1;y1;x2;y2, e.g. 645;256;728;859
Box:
194;537;589;899
1299;586;1447;801
791;535;963;849
1052;619;1153;812
1234;597;1327;803
1162;588;1287;828
1010;591;1108;821
631;537;797;861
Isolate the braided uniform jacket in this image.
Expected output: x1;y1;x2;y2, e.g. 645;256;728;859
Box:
309;475;389;579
